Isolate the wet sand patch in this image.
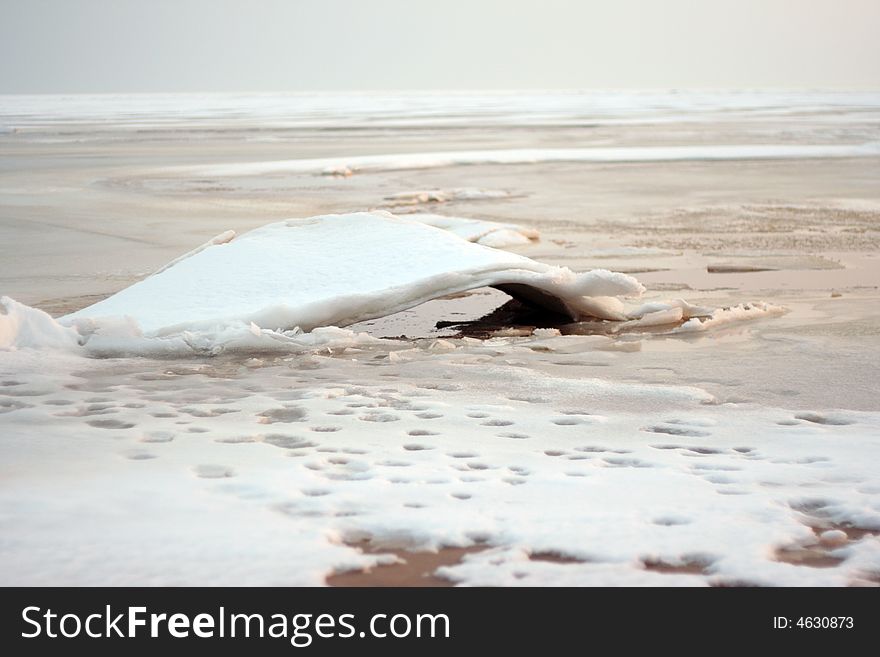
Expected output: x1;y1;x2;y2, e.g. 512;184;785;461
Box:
326;541;489;587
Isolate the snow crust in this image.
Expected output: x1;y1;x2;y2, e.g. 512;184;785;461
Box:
1;339;878;586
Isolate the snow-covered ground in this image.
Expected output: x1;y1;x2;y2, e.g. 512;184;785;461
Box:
2;327;879;586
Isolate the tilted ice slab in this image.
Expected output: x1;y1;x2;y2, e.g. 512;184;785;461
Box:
174;143;880;177
0;211;785;355
61;212;643;337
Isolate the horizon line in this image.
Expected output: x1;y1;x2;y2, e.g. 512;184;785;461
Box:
2;86;880;97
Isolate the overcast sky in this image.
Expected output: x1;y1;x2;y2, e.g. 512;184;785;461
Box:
1;0;878;93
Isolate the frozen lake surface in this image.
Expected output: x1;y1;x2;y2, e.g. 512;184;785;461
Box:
1;91;879;585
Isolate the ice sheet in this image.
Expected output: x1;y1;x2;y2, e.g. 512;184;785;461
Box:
4;91;879;131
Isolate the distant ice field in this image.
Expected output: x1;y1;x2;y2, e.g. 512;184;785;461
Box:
2;90;880;131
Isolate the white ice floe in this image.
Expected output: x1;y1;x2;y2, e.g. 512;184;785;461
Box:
628;298;714;320
592;299;785;334
175;143;880;178
402;213;539;247
0;297;80;351
0;295;388;357
672;302;787;333
54;211;640;339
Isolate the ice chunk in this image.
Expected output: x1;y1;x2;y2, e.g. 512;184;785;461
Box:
62;212;644;337
624;306;685;328
628;299;713;320
673;302;786;333
0;299;386;357
0;297;80;351
403;213;539;247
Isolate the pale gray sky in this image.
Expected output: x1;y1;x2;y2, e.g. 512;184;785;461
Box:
1;0;878;93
